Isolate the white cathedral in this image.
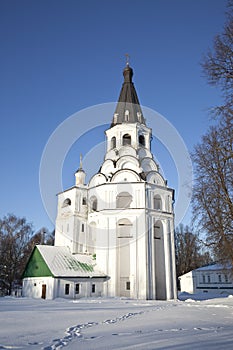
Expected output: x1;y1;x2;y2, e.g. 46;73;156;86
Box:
23;63;177;300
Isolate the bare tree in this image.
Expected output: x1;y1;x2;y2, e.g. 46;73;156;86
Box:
0;214;54;295
201;0;233;114
175;224;212;280
192;115;233;265
192;1;233;267
0;214;33;295
24;227;55;256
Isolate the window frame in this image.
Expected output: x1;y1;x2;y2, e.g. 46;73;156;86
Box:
90;196;98;211
75;283;80;294
111;136;116;149
62;198;71;207
65;284;70;295
116;192;132;209
139;134;145;146
153;195;162;210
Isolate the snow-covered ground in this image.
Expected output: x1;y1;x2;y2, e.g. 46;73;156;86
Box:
1;294;233;349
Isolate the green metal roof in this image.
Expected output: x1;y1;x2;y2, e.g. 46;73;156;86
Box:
22;245;106;279
22;246;53;278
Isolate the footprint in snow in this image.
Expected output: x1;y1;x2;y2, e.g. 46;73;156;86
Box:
194;326;223;331
112;332;133;336
154;328;187;332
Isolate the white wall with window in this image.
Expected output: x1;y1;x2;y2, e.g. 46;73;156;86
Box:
179;263;233;295
55;187;88;254
55;278;105;299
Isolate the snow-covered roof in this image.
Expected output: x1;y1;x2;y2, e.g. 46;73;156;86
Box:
179;263;232;278
36;245;106;278
195;263;232;272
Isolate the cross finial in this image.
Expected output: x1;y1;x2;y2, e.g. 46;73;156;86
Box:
125;53;130;66
79;153;83;169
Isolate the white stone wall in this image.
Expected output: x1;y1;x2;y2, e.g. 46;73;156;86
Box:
55;187;88;253
53;108;176;300
195;270;233;295
56;278;104;299
23;277;105;300
22;277;55;299
105;123;152;151
179;271;195;294
179;269;233;296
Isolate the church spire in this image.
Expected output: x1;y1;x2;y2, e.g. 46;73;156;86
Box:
79;153;83;169
111;61;146;127
75;154;86;186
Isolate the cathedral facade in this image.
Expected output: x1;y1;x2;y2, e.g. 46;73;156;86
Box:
54;63;177;300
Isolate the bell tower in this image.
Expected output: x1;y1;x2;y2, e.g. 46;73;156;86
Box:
54;61;177;300
88;62;177;299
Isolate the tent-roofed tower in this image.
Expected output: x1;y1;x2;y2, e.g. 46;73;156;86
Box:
54;62;177;300
88;62;177;300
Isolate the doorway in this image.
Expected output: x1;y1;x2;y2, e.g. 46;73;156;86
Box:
41;284;46;299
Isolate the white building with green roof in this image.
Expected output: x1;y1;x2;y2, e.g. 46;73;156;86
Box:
22;245;107;299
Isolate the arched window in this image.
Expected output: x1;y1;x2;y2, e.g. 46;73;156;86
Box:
117;218;132;237
116;192;132;208
166;195;171;212
62;198;71;207
154;221;162;240
125;109;129;121
139;135;145;146
88;221;96;254
153;195;162;210
111;136;116;149
117;218;132;297
90;196;97;211
123;134;131;146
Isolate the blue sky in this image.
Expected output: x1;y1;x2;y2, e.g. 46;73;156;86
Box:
0;0;227;232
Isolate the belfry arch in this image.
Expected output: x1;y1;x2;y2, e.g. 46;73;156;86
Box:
154;220;166;300
122;133;131;146
139;134;145;146
117;218;132;297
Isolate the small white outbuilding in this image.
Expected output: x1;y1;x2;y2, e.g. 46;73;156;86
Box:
179;263;233;296
22;245;108;300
